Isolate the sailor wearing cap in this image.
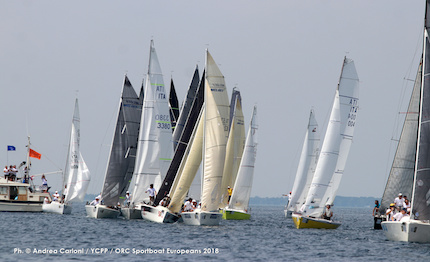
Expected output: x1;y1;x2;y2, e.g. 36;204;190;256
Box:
394;193;404;211
386;203;396;221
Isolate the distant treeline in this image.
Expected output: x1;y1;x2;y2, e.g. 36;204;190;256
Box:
85;194;378;208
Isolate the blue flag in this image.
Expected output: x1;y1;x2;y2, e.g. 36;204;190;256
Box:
7;145;16;151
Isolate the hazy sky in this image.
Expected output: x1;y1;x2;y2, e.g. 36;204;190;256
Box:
0;1;424;198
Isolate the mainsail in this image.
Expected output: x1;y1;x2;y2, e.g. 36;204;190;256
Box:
302;57;359;217
287;109;320;212
380;62;421;213
228;105;258;211
63;99;90;202
100;76;142;206
129;40;173;204
200;50;230;212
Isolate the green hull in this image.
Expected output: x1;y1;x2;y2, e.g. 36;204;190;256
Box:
222;209;251;220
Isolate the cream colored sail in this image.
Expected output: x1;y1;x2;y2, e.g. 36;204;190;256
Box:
220;90;245;207
168;110;204;213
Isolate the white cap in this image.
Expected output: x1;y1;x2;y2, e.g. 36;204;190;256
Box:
126;191;129;194
55;191;58;193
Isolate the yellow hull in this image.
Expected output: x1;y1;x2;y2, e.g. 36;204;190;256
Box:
292;214;341;229
222;209;251;220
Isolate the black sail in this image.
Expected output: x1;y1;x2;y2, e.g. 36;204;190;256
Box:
101;75;143;206
169;78;180;133
172;65;200;150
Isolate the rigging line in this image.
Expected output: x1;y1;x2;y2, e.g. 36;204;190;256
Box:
93;103;117;193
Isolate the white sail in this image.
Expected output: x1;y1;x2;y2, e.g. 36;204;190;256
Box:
129;40;173;204
201;83;227;212
220;89;246;207
228;105;258;211
64;99;90;202
302;58;359;217
287;109;320;212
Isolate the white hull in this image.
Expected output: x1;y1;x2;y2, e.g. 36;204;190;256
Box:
181;210;222;226
382;218;430;243
140;205;179;223
85;204;120;219
121;206;142;220
42;202;72;215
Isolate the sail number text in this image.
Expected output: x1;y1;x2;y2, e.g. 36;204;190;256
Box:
348;99;358;127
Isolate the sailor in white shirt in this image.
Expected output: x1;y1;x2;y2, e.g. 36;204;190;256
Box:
394;193;404;211
183;198;194;212
392;208;409;221
145;184;156;205
52;191;60;201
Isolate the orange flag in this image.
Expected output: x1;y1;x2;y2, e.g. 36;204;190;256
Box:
29;149;42;160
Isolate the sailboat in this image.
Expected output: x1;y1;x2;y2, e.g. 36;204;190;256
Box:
123;40;173;220
381;1;430;243
140;67;204;224
181;50;229;226
285;109;320;218
292;57;359;229
43;99;90;214
222;105;258;220
86;75;142;219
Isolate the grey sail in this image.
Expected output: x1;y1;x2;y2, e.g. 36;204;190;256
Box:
101;75;143;206
229;88;242;128
172;65;200;150
380;62;421;213
413;7;430;220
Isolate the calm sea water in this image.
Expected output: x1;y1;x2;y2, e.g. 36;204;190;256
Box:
1;205;430;261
